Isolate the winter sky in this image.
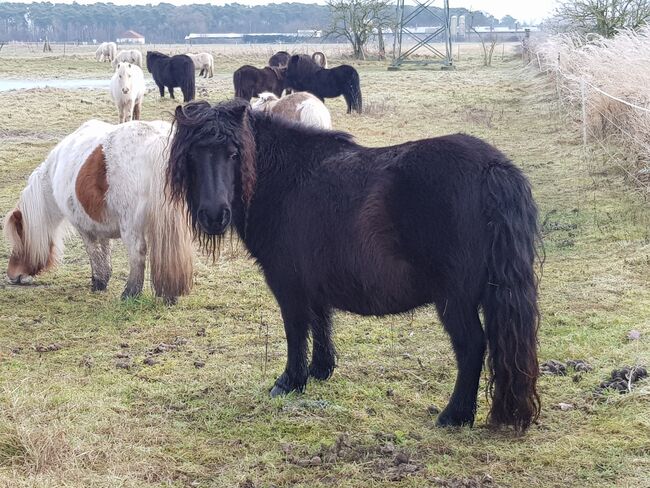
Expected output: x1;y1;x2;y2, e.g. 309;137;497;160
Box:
38;0;559;24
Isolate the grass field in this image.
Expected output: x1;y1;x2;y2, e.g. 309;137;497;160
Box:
0;44;648;488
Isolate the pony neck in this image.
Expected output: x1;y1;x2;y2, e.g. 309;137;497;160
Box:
249;112;353;176
18;166;65;270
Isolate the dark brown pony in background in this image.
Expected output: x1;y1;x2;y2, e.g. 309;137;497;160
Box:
268;50;290;67
167;99;542;431
233;65;285;101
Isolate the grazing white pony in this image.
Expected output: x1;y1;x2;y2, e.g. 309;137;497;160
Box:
95;42;117;63
110;62;146;124
187;53;214;78
3;120;194;304
112;49;143;68
252;91;332;129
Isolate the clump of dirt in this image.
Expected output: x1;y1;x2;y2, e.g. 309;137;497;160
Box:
150;336;188;355
428;474;494;487
284;433;423;481
372;449;422;482
143;357;157;366
34;343;61;352
79;355;94;369
115;359;132;369
540;360;566;375
566;360;593;372
595;366;648;395
541;359;593;376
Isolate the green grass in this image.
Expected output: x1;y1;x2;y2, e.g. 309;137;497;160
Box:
0;46;648;487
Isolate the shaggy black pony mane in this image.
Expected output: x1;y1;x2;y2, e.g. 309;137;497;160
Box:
168;99;355;258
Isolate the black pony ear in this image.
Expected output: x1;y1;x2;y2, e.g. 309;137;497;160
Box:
227;100;249;120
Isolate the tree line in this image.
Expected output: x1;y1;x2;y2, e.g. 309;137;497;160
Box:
0;2;509;43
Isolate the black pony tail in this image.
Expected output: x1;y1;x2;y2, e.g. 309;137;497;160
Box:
182;59;196;102
482;160;541;431
345;69;362;114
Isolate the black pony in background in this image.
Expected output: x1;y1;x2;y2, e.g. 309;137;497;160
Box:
233;65;285;101
167;99;542;432
268;51;327;68
285;54;362;113
146;51;195;102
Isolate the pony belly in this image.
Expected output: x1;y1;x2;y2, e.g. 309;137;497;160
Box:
322;258;432;316
330;280;431;316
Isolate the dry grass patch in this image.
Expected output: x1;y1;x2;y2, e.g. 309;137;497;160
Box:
0;48;648;487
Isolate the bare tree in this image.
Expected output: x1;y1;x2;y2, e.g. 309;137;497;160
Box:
326;0;394;59
553;0;650;37
468;12;498;66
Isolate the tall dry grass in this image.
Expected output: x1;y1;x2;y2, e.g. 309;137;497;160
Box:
534;29;650;191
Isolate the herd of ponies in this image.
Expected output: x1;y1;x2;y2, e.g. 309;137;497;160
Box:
2;46;542;432
100;47;360;125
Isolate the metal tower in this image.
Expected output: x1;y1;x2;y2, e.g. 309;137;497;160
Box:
390;0;453;69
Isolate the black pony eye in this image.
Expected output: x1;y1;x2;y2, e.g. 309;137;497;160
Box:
230;152;239;160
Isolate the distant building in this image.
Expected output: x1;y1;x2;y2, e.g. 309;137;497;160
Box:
117;30;145;45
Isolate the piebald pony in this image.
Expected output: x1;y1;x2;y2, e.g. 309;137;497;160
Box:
3;120;193;303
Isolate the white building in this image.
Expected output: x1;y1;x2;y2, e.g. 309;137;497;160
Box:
117;30;145;45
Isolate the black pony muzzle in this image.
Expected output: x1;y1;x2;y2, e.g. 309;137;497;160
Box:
197;205;231;235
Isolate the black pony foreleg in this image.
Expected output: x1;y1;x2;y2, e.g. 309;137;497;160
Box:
309;307;336;380
270;302;310;397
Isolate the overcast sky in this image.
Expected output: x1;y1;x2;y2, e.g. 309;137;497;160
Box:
33;0;559;24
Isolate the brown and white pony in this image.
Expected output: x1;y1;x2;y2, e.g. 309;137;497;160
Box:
251;91;332;129
3;119;193;303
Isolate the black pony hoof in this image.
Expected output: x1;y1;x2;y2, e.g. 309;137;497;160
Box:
91;277;107;292
435;409;475;428
120;287;142;300
270;385;290;398
309;362;335;381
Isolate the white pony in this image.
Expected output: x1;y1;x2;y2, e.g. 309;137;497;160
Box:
186;53;214;78
3;120;193;304
252;91;332;129
110;62;146;124
95;42;117;63
112;49;143;68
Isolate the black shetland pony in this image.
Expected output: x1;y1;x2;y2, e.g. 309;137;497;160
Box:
233;65;285;101
168;99;542;431
146;51;195;102
285;54;362;114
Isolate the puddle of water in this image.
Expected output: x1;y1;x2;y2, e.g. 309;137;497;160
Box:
0;78;112;91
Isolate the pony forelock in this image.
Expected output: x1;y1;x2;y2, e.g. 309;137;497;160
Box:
3;170;66;274
167;99;257;259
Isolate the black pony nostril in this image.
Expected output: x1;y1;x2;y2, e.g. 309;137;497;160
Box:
220;208;231;228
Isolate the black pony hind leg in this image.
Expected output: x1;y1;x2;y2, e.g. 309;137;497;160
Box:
270;294;311;397
168;86;175;99
309;307;336;380
435;300;486;427
157;82;165;98
343;92;352;114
